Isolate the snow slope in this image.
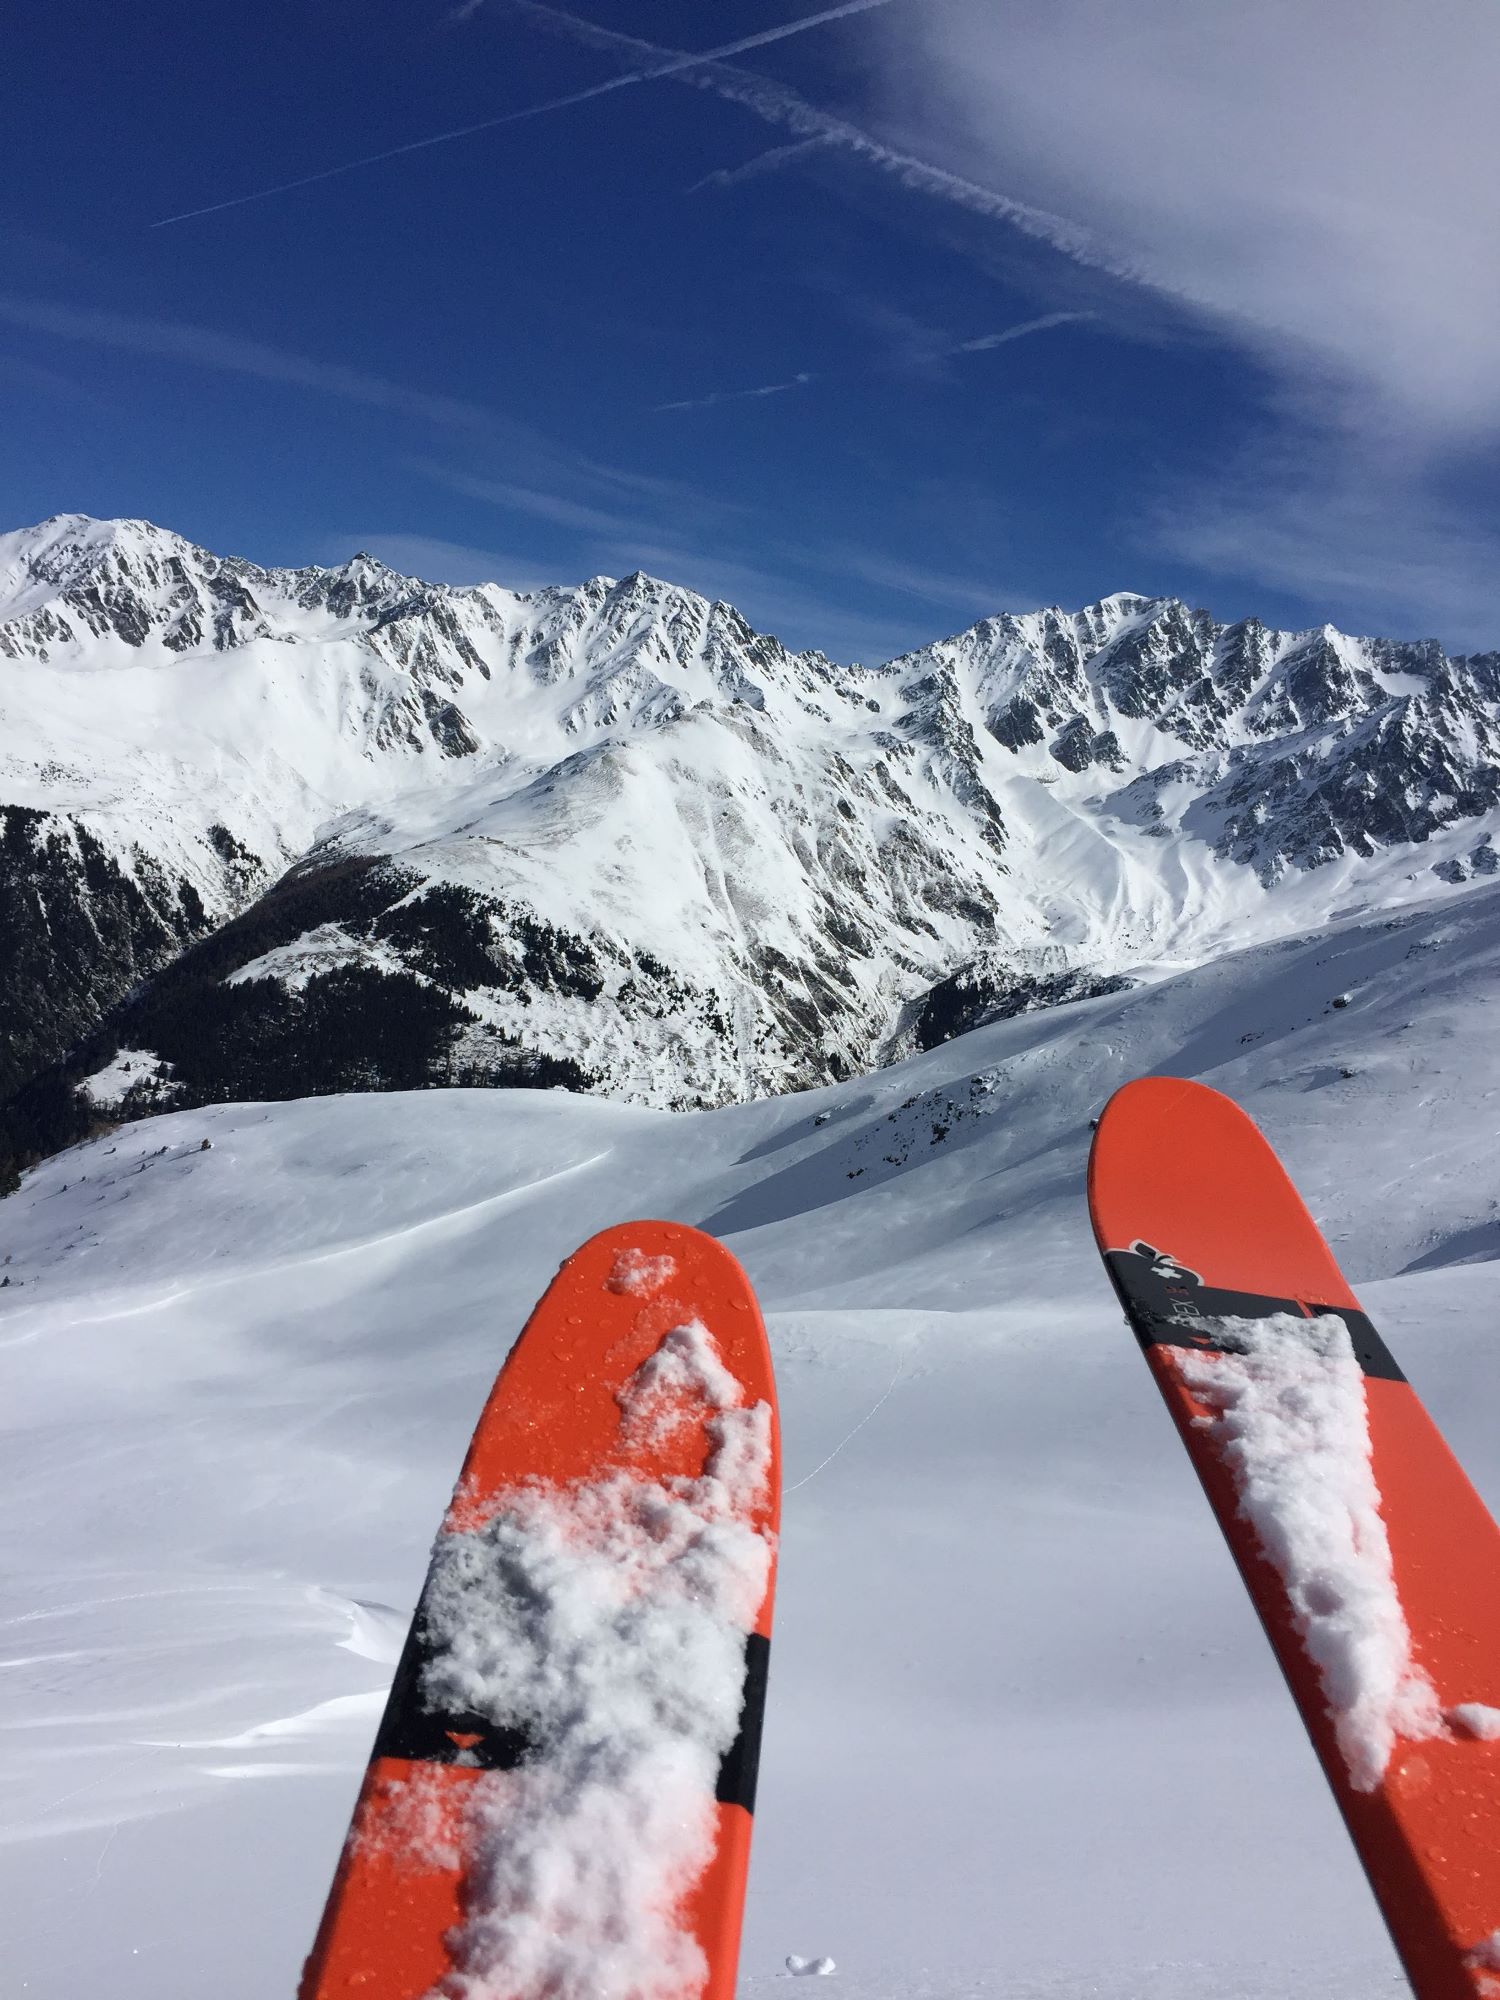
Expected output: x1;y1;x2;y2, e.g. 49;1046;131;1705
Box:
4;513;1500;1122
5;877;1499;1997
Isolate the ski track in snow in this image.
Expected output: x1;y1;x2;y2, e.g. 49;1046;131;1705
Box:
783;1351;906;1494
4;881;1500;1995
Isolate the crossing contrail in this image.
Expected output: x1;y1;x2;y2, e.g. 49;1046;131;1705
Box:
515;0;1118;276
151;0;902;227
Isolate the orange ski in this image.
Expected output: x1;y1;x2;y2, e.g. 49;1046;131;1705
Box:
300;1220;780;2000
1089;1077;1500;2000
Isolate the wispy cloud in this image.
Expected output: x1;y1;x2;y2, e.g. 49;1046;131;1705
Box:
151;0;903;228
857;0;1500;644
412;455;748;539
575;454;748;514
0;291;707;550
656;371;813;414
412;461;640;535
0;293;508;436
1149;425;1500;652
876;0;1500;438
810;545;1034;619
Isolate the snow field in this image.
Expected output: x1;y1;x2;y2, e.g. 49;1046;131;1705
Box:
3;880;1500;1995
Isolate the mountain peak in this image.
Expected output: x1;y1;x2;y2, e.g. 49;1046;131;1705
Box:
1091;590;1159;614
0;513;213;634
2;511;197;578
335;549;407;582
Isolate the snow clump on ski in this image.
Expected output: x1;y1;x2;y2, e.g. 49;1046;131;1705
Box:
405;1316;775;2000
1175;1310;1441;1792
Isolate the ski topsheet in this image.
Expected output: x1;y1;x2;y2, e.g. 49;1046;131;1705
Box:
1089;1077;1500;2000
300;1220;780;2000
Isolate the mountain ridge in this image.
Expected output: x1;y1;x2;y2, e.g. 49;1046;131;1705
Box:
2;512;1497;1179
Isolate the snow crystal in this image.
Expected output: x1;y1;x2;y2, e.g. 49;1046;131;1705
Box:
369;1762;465;1873
786;1953;837;1976
409;1321;775;2000
607;1248;678;1295
1451;1703;1500;1741
1174;1311;1440;1793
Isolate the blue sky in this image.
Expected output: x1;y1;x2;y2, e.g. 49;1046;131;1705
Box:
3;0;1497;662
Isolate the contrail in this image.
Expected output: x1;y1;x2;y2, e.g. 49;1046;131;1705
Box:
656;316;1094;417
151;0;902;227
517;0;1123;278
686;62;1106;267
657;370;814;413
688;135;834;195
959;311;1096;350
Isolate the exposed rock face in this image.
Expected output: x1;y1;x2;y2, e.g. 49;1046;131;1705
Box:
0;804;213;1099
905;950;1133;1054
2;515;1497;1172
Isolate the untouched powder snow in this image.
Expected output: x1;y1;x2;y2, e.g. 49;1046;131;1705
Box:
1175;1312;1441;1791
404;1322;773;2000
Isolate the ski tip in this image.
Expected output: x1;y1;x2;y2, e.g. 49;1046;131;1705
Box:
1087;1076;1236;1204
552;1217;744;1281
539;1220;771;1376
1086;1076;1357;1313
1091;1074;1224;1138
460;1217;782;1526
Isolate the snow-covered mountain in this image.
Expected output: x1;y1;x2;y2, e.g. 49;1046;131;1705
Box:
7;878;1500;1998
4;512;1498;1155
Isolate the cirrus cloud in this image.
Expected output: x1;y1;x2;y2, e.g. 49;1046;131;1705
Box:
870;0;1500;439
